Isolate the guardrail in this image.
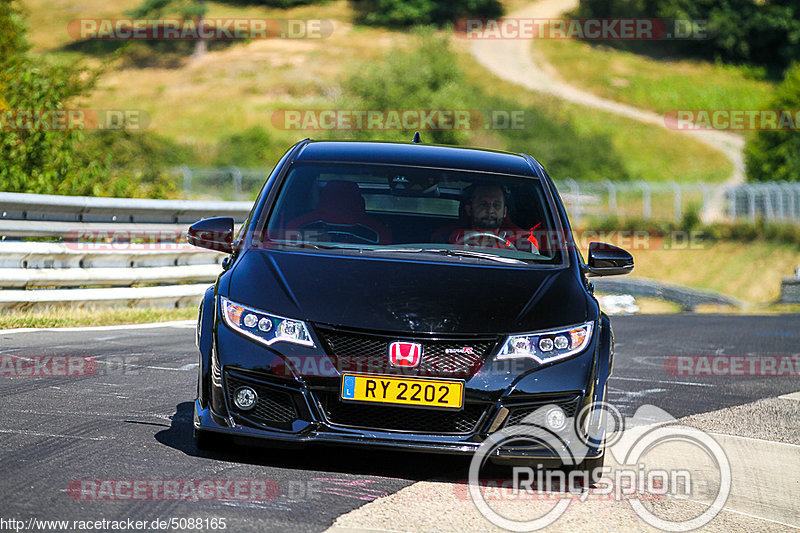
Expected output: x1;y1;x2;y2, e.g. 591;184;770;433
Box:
1;187;768;312
0;192;251;311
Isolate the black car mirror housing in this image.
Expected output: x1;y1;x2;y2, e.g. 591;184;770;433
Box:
585;242;634;277
187;217;235;253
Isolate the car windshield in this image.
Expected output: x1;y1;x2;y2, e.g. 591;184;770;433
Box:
259;163;563;265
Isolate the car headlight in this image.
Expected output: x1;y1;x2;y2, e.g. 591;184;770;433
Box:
498;323;593;363
220;296;314;348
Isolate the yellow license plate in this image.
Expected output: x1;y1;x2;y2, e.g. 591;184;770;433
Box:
340;374;464;410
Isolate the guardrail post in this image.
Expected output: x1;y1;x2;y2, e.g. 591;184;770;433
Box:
726;186;736;220
603;179;617;217
772;184;786;221
181;165;192;198
670;181;682;221
786;183;799;222
563;178;582;224
747;186;756;224
639;180;651;220
230;166;243;200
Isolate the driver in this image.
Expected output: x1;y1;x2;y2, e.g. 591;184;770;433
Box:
443;184;538;252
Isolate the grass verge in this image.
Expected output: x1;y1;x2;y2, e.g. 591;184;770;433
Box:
582;239;800;306
454;42;732;183
0;307;196;329
534;38;775;115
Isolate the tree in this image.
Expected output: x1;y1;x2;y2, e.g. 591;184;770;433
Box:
0;1;108;195
351;0;503;28
745;63;800;182
126;0;209;58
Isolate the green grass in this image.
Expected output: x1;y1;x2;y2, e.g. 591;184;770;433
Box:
597;240;800;306
0;307;196;329
22;0;734;183
534;38;775;114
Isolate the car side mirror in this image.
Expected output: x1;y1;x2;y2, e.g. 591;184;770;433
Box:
187;217;234;253
585;242;634;277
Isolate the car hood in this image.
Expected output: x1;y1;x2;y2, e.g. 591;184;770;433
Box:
225;249;589;335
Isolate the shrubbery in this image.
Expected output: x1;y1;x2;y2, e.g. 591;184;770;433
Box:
0;1;108;196
76;130;192;198
214;126;279;168
337;32;630;181
587;215;800;247
575;0;800;75
352;0;502;28
745;63;800;183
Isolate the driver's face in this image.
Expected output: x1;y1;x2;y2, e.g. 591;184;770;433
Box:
466;186;507;230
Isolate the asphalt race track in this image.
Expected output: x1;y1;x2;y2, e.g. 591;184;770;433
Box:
1;314;798;532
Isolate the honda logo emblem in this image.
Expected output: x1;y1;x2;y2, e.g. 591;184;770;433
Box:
388;341;422;367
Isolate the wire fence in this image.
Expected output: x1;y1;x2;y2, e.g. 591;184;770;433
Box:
174;167;800;226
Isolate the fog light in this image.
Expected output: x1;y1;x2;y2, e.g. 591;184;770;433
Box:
233;386;258;410
545;407;567;430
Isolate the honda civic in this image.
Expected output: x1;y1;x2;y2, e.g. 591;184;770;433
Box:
188;138;633;470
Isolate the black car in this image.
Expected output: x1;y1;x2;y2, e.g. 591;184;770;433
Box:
188;138;633;469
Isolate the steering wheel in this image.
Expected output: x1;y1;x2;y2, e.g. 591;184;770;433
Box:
454;231;515;248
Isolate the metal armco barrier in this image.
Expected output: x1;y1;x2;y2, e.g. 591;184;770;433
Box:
0;192;251;311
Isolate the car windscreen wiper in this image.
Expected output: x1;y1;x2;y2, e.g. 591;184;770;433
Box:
371;247;526;264
269;241;353;251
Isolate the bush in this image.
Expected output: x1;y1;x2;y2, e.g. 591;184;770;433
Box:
0;1;108;196
337;31;631;181
352;0;502;28
574;0;800;74
76;130;191;198
745;62;800;183
340;31;473;146
214;126;279;167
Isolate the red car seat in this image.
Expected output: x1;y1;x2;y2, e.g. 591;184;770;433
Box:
286;180;392;244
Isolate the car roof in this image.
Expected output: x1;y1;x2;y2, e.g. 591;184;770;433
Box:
294;140;541;177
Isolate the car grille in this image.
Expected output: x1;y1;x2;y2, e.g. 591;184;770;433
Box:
317;392;487;434
504;396;582;428
315;327;498;378
226;373;298;427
